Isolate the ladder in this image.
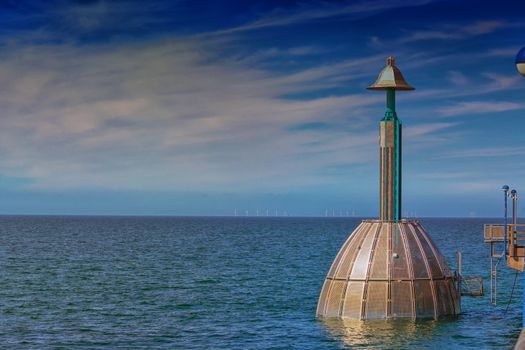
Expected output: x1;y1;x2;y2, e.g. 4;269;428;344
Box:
490;249;503;305
484;224;506;305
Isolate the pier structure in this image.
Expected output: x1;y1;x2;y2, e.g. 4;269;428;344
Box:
484;47;525;349
484;187;524;306
316;57;460;320
484;189;525;349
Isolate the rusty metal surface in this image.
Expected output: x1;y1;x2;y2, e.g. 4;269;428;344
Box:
379;121;397;221
484;224;505;242
484;223;525;271
367;56;415;91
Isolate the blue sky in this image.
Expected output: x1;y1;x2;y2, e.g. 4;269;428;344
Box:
0;0;524;216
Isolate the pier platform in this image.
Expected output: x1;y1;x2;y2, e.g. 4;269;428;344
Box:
484;224;525;272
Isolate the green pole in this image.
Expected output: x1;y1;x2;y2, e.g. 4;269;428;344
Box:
384;89;401;220
387;88;401;245
387;88;395;114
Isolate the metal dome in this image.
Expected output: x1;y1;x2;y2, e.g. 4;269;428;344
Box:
367;56;415;91
516;47;525;77
317;220;460;319
516;47;525;63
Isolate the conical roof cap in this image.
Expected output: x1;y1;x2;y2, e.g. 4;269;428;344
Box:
367;56;415;91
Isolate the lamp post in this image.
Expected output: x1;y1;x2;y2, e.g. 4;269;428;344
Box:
502;185;509;260
516;46;525;328
511;189;518;225
516;47;525;77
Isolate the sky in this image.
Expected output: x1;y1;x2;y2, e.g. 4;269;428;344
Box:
0;0;524;217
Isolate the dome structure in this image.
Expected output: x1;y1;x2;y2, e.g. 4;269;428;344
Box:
317;57;460;320
367;56;415;91
317;220;460;319
516;47;525;77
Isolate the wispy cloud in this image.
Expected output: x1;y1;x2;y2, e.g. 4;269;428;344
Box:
0;1;177;43
438;101;525;117
480;72;521;90
483;47;523;57
416;171;478;180
0;0;522;216
206;0;434;36
447;71;469;86
398;20;506;44
0;38;390;191
404;123;457;137
404;69;522;107
444;146;525;158
442;180;503;193
370;19;525;52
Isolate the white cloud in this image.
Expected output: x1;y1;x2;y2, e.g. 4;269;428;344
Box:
206;0;434;36
404;123;457;137
444;146;525;158
443;180;504;193
370;20;525;54
483;47;521;57
403;70;522;104
438;101;525;117
0;3;518;197
0;38;392;191
447;71;469;86
398;20;506;44
415;171;477;180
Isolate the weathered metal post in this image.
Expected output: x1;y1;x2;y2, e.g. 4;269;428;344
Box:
516;46;525;329
456;250;462;301
368;56;410;222
502;185;509;261
512;190;518;226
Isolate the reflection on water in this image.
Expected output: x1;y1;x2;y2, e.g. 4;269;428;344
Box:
321;318;450;349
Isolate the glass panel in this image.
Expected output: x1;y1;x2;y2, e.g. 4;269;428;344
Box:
334;223;370;279
414;280;435;318
392;224;410;280
415;226;443;279
391;281;413;318
406;225;428;279
316;279;331;316
447;278;460;314
434;280;453;317
350;223;379;279
365;281;387;319
441;260;453;277
342;281;364;319
418;224;454;277
328;223;365;278
370;224;389;280
325;280;345;317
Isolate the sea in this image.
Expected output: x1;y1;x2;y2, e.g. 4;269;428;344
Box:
0;215;520;349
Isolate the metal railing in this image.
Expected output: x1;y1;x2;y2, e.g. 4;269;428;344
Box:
484;224;525;304
508;224;525;258
485;224;525;257
484;224;525;252
484;224;505;242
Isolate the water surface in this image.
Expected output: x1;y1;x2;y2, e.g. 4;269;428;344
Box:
0;216;519;348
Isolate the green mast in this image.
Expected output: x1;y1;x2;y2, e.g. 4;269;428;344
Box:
367;56;414;221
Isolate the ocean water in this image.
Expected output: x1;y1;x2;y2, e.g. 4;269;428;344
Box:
0;216;520;349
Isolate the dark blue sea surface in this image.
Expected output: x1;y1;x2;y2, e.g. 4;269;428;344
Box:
0;216;520;349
